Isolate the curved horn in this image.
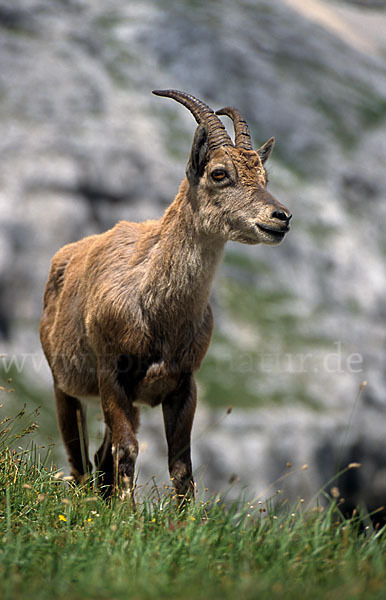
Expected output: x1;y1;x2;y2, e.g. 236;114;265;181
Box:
152;89;233;151
215;106;253;151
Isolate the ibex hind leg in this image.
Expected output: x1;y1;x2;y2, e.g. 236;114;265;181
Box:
94;426;114;498
54;384;92;483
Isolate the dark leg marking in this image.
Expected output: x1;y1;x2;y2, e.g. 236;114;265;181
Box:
54;383;92;482
162;373;197;501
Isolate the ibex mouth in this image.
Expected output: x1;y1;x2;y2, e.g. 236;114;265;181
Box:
255;222;290;240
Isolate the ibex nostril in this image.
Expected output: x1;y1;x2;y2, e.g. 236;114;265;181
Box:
272;210;291;223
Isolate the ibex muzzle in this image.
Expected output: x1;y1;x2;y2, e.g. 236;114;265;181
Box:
40;90;292;501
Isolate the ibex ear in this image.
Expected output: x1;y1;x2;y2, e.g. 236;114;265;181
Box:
257;137;275;164
186;124;209;184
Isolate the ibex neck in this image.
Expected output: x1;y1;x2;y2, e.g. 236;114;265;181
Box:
142;179;225;320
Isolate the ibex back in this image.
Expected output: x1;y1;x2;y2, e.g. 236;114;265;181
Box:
40;90;292;500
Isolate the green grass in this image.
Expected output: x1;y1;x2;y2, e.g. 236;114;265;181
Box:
1;406;386;600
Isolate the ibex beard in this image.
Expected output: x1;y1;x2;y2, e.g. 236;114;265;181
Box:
40;90;292;501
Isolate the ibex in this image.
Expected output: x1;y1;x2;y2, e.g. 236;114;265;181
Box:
40;90;292;500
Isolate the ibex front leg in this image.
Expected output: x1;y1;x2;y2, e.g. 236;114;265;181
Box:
162;374;197;501
98;362;139;500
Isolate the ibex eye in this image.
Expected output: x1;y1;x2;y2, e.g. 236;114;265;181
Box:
211;168;227;181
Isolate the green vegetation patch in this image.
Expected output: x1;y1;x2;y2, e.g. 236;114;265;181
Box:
1;410;386;600
196;251;332;409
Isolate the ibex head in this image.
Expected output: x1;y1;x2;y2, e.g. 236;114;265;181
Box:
153;89;292;245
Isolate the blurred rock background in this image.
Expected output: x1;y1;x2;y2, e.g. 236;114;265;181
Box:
1;0;386;514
